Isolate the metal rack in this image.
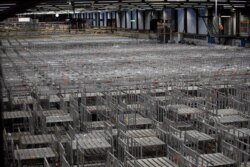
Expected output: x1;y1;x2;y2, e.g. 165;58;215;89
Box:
3;110;33;133
14;147;57;167
19;134;56;149
1;35;250;167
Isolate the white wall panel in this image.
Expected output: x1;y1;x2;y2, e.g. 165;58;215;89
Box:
198;9;207;34
178;9;184;32
126;11;131;29
145;11;151;30
138;11;144;30
187;8;196;34
116;12;120;28
122;12;126;28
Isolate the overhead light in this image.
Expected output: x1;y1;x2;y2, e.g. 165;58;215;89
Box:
224;5;233;8
55;13;59;17
0;3;16;5
230;1;246;2
221;15;231;18
36;5;52;7
18;17;31;22
0;6;9;8
194;6;205;8
234;5;245;8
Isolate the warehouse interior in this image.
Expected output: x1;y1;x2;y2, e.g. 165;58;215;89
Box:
0;0;250;167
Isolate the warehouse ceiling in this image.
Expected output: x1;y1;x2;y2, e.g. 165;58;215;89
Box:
0;0;249;20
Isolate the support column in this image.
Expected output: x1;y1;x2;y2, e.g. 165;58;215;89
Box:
119;12;122;28
130;11;133;29
98;12;101;28
174;9;178;32
195;9;199;35
143;10;146;31
106;12;108;27
111;12;114;30
236;10;240;37
97;13;99;27
136;10;139;30
184;8;187;33
115;11;117;29
102;13;104;27
91;13;94;26
125;11;127;29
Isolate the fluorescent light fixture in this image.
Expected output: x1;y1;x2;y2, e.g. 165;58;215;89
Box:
210;0;227;2
145;0;164;1
18;17;31;22
221;15;231;17
167;0;185;1
36;5;52;7
224;5;233;8
56;5;70;7
230;1;246;2
194;6;206;8
234;5;245;8
0;3;16;6
123;0;141;2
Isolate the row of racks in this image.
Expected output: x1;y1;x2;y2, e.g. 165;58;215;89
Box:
2;81;250;167
1;35;250;167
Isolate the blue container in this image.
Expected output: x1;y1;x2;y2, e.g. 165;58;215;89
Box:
241;39;250;47
208;36;215;44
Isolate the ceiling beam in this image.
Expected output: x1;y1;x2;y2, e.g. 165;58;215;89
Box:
1;0;248;16
0;0;46;21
